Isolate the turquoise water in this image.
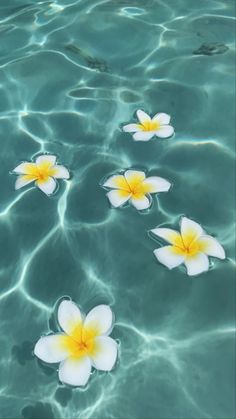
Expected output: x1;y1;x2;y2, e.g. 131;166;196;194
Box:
0;0;235;418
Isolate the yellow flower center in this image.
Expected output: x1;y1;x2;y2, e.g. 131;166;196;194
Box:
171;232;207;258
22;162;57;184
137;120;160;132
114;173;153;200
59;323;99;359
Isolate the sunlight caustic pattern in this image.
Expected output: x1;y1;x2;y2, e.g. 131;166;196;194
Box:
103;169;171;210
0;0;234;417
151;217;226;276
34;299;118;386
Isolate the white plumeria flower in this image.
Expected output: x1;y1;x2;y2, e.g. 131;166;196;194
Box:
34;299;118;387
123;110;174;142
151;217;226;276
103;169;171;210
12;154;70;196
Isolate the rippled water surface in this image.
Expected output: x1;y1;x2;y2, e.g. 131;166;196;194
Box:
0;1;235;418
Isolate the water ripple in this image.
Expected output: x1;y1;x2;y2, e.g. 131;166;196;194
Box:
0;0;235;418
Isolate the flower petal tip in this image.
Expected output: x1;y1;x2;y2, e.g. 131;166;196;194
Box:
185;254;209;276
84;304;114;336
131;196;151;210
54;165;70;180
155;125;174;139
92;336;118;371
37;177;57;195
153;248;183;270
34;335;69;363
106;190;130;208
58;357;92;387
57;299;83;335
133;131;154;142
122;123;140;133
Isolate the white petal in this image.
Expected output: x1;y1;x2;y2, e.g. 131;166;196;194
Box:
53;165;70;179
36;155;57;166
152;113;171;125
91;336;118;371
154;246;185;269
36;177;57;195
124;170;146;183
131;196;151;210
103;175;127;189
106;190;130;208
142;176;171;193
34;335;69;363
58;300;83;335
199;235;225;259
151;228;181;244
13;162;33;174
181;217;204;242
59;356;91;387
155;125;174;138
184;253;209;276
136;109;151;123
84;305;114;336
133;131;154;141
15;176;35;190
123;123;141;132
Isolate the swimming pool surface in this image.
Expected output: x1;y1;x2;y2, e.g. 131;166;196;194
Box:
0;1;235;418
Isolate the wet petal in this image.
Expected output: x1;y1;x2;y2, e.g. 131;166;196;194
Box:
155;125;174;138
131;195;151;210
34;334;69;363
124;170;146;184
15;176;35;190
152;113;171;125
13;162;35;174
181;217;204;244
53;165;70;179
91;336;118;371
59;356;91;387
106;190;130;207
151;228;182;245
36;155;56;166
36;177;57;195
133;131;154;141
103;175;128;190
184;253;209;276
123;123;141;132
136;109;151;123
198;235;225;259
142;176;171;193
154;246;185;269
84;305;114;336
58;300;83;335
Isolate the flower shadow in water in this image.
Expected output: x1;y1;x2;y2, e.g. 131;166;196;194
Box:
21;402;55;419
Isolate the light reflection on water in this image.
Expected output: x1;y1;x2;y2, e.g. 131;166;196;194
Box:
0;0;235;418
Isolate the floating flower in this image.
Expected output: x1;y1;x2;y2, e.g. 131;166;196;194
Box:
123;110;174;141
12;154;70;195
151;217;225;276
103;169;171;210
34;299;118;387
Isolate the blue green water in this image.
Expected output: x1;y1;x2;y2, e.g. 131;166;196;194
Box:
0;0;235;418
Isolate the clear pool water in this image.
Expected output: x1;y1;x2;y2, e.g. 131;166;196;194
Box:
0;1;235;418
